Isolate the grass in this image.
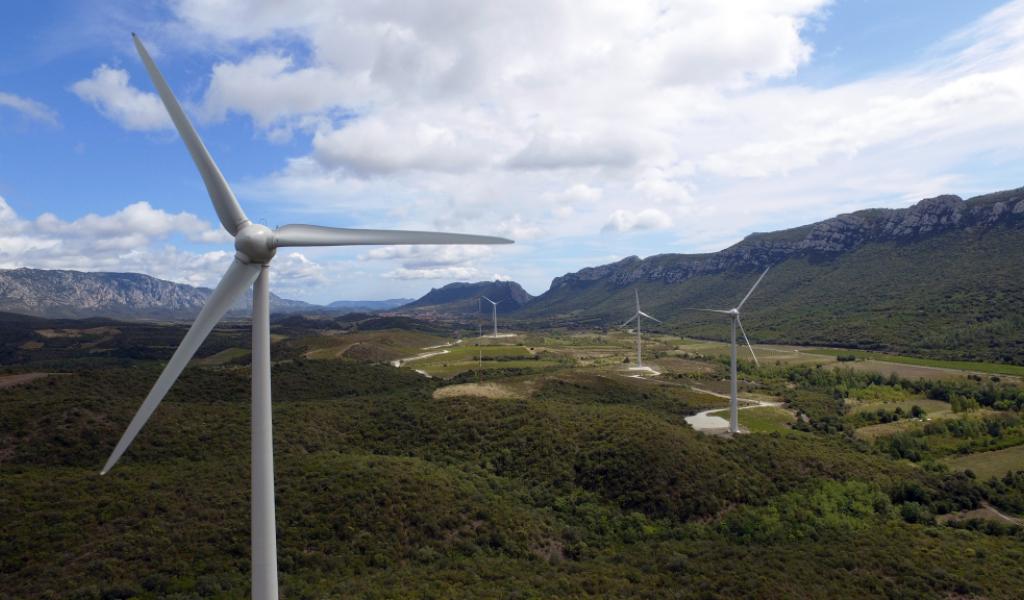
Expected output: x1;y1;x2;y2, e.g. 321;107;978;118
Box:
943;444;1024;481
301;329;448;362
849;398;950;416
709;406;795;433
412;344;559;377
420;359;561;378
809;348;1024;378
192;346;250;366
854;420;925;442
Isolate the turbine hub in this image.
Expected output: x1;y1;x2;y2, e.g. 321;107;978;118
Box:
729;308;739;316
234;223;276;264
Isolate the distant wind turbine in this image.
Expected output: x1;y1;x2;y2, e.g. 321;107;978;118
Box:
482;295;500;337
621;289;662;369
684;267;769;434
101;34;512;600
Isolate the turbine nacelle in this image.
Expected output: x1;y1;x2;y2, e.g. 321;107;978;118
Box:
234;223;277;264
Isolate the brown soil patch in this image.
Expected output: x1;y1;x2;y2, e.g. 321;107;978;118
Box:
0;372;56;389
433;383;521;400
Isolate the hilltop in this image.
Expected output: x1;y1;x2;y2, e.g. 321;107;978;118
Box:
398;280;533;316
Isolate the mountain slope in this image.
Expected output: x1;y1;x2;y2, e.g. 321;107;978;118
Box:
327;298;413;311
0;268;317;319
520;188;1024;363
399;280;533;316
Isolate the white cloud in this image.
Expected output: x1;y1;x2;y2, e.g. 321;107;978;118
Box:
360;244;492;268
202;54;361;128
603;208;673;233
34;202;229;244
60;1;1024;299
384;266;481;280
0;196;248;288
0;91;58;125
312;113;489;175
71;65;172;131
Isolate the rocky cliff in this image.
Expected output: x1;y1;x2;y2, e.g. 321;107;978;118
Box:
550;188;1024;290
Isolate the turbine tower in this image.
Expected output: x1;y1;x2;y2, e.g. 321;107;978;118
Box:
101;34;512;600
684;267;769;434
621;289;661;369
482;295;500;337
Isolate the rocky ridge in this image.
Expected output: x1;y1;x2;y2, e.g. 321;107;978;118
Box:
551;188;1024;290
0;268;315;319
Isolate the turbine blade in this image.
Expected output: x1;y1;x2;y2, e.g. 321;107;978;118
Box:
639;310;662;323
635;288;640;312
101;259;260;474
132;34;249;235
273;224;513;248
682;307;732;315
737;316;759;367
737;266;770;309
621;313;639;328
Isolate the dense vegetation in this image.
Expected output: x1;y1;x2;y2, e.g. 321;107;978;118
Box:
3;317;1024;597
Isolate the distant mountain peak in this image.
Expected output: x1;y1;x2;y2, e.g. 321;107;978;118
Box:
399;280;533;315
0;268;316;320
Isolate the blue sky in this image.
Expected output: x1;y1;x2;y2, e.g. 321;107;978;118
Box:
1;1;1023;303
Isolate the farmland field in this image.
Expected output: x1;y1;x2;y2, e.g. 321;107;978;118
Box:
709;405;796;433
943;444;1024;480
808;348;1024;378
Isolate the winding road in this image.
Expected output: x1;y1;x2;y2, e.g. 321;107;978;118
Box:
391;339;463;368
684;387;785;431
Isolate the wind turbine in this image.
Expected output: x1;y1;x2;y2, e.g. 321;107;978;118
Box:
621;289;661;369
482;295;500;337
101;34;512;600
684;267;769;434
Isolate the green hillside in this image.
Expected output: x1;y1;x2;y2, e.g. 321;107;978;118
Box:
519;194;1024;365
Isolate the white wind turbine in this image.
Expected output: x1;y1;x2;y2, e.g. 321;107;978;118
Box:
684;267;770;434
621;289;662;370
481;295;500;337
101;34;512;600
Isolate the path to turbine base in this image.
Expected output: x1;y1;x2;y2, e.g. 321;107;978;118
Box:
684;386;784;432
391;339;463;368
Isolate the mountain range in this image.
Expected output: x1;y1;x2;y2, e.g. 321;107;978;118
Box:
518;187;1024;363
2;186;1022;362
0;269;404;320
327;299;413;311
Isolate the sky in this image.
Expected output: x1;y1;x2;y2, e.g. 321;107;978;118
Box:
1;0;1023;303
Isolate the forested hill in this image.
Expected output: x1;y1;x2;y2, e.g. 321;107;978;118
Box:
519;187;1024;364
398;280;533;315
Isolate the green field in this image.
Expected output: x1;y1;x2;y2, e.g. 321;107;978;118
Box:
809;348;1024;377
709;405;796;433
192;347;250;366
410;343;562;377
849;398;950;416
943;444;1024;481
